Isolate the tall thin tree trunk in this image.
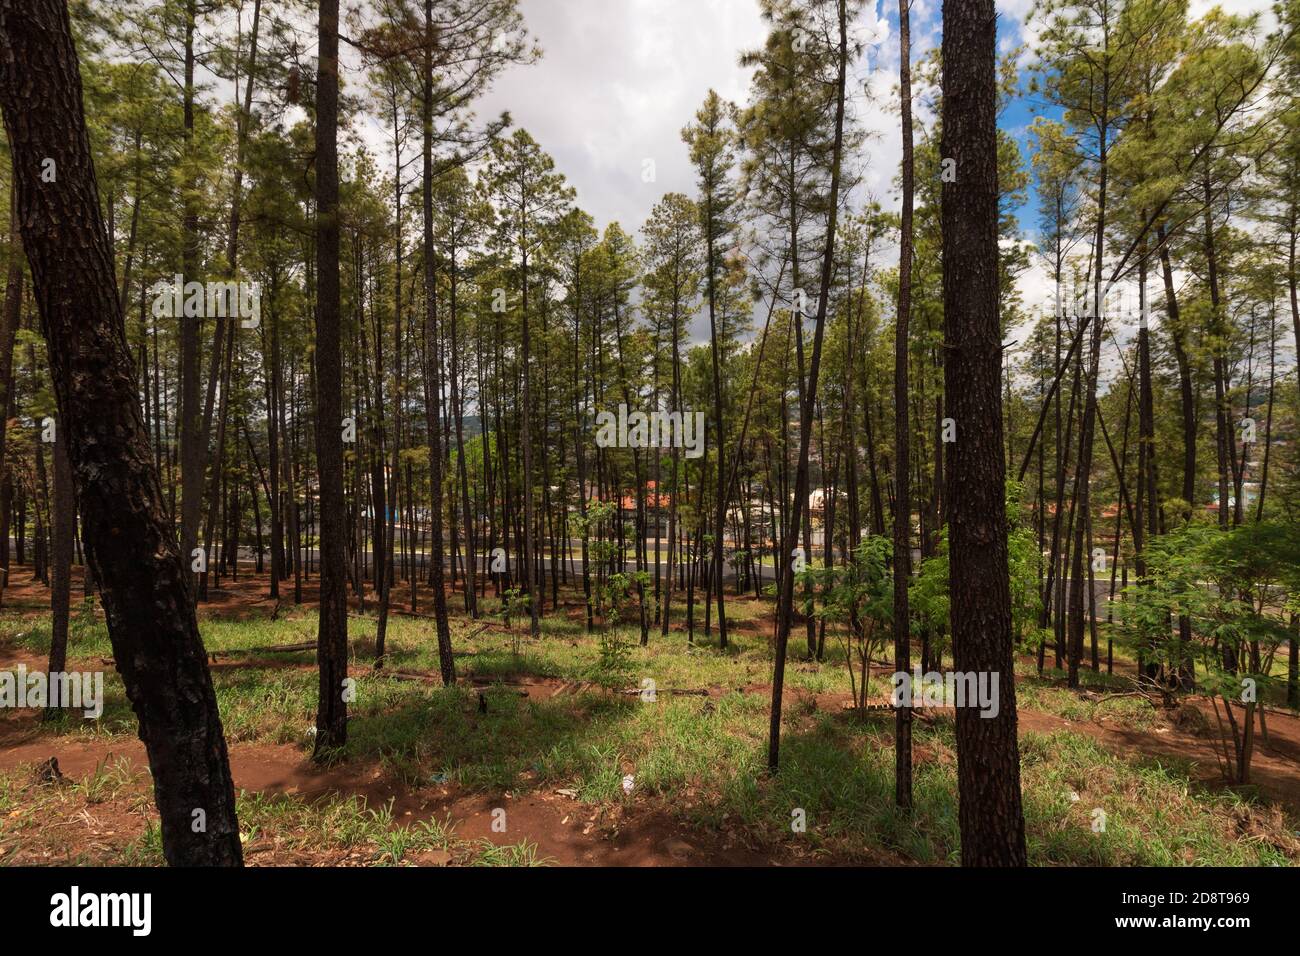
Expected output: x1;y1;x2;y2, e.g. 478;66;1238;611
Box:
768;0;847;772
422;0;455;682
893;0;915;811
178;0;205;599
45;427;73;717
0;185;21;607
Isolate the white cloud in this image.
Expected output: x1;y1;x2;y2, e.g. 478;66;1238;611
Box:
441;0;1277;332
474;0;770;235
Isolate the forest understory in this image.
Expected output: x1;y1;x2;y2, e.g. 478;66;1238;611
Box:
2;567;1297;867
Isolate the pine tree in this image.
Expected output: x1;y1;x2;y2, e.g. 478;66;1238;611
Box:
0;0;243;865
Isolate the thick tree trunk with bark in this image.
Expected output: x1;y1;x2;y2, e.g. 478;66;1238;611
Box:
0;0;242;865
940;0;1027;866
312;0;349;754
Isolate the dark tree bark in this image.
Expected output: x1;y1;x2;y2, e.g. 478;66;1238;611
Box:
1157;223;1196;512
178;0;204;598
940;0;1027;866
893;0;914;812
449;251;477;620
519;246;539;641
706;209;729;650
265;269;284;598
1136;260;1157;576
312;0;349;754
0;0;241;865
45;426;73;716
1202;176;1230;533
0;187;21;605
422;0;455;684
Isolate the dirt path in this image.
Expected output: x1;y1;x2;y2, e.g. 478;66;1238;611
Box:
1;718;808;866
1015;704;1300;809
8;688;1297;867
4;579;1298;864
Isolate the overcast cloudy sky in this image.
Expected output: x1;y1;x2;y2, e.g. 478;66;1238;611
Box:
476;0;926;235
464;0;1272;327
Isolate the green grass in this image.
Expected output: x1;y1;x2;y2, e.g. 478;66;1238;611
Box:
2;588;1296;866
0;767;545;867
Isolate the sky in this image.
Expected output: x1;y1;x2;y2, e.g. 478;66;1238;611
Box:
476;0;926;234
464;0;1275;334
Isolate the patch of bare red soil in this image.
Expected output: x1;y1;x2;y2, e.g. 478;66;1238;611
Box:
1016;702;1300;810
1;724;817;866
